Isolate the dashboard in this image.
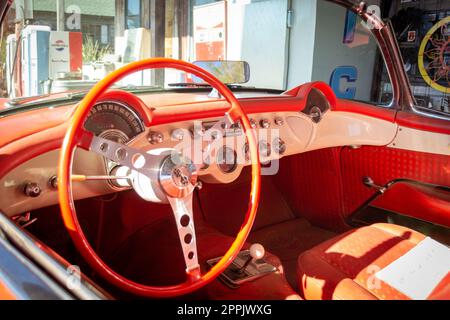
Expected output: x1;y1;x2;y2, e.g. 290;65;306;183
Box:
0;84;399;216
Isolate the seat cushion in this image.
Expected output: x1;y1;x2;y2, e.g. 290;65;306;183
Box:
297;223;449;300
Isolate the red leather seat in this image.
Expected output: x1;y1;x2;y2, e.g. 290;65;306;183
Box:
297;223;450;300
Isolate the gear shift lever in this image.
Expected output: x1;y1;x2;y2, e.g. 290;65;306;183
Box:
237;243;265;274
207;242;275;287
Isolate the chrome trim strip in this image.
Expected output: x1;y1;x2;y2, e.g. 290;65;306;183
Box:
411;106;450;122
0;234;72;300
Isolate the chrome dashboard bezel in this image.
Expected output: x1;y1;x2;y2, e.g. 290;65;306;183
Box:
86;100;146;139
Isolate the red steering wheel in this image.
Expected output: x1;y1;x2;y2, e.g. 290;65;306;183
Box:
58;58;261;298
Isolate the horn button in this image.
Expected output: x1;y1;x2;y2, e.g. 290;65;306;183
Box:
130;150;198;203
159;154;198;199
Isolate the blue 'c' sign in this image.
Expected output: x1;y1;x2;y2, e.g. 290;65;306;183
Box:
330;66;357;99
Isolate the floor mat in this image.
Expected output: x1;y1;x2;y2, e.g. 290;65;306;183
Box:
249;218;337;290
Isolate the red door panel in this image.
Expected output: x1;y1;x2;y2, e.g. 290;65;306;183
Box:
340;146;450;226
371;182;450;227
275;145;449;231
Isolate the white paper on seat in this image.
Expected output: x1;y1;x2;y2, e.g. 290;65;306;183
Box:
375;237;450;300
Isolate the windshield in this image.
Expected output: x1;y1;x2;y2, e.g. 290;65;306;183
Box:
0;0;393;109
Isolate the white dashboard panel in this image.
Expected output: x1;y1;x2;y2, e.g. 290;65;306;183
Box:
0;149;115;216
0;110;398;217
388;126;450;156
306;111;398;151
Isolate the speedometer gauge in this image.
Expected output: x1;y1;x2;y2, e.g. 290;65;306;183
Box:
84;102;144;143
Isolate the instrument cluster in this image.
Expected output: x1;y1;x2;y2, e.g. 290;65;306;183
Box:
84;101;145;144
81;100;291;185
82;102;292;177
145;114;290;184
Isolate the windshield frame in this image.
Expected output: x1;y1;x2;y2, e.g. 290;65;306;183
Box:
0;0;406;113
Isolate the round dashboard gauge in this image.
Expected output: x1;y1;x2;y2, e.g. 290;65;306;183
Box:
99;129;130;145
217;146;238;173
84;102;145;143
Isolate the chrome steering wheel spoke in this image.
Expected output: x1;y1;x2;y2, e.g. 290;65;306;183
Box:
167;194;201;280
88;134;160;180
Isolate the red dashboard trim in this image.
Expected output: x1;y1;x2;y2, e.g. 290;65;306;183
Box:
98;90;153;126
396;111;450;135
0;125;65;181
0;82;405;152
284;81;337;109
0;107;71;149
333;99;396;122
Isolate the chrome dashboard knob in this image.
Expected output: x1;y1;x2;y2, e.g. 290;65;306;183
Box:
171;129;185;141
274;117;284;126
260;119;271;129
273;138;286;155
24;182;41;198
49;176;58;189
259;141;271;158
192;125;205;138
148;131;164;144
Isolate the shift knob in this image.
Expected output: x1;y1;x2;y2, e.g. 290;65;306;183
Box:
236;243;266;275
249;243;265;260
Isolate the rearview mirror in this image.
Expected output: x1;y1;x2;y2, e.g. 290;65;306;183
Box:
192;60;250;85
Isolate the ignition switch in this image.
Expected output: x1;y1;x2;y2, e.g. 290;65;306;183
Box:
23;182;42;198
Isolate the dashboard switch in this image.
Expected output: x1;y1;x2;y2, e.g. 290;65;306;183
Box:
274;117;284;126
171;129;185;141
309;106;322;123
260;119;271;129
259;141;271;158
148;131;164;144
49;176;58;189
24;182;42;198
273;138;287;155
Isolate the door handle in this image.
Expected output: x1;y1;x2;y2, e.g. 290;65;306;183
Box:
362;176;387;194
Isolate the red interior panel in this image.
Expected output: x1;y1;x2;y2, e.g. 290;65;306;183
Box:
198;169;296;236
340;146;450;223
333;99;396;122
372;183;450;227
273;148;348;232
273;145;449;231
